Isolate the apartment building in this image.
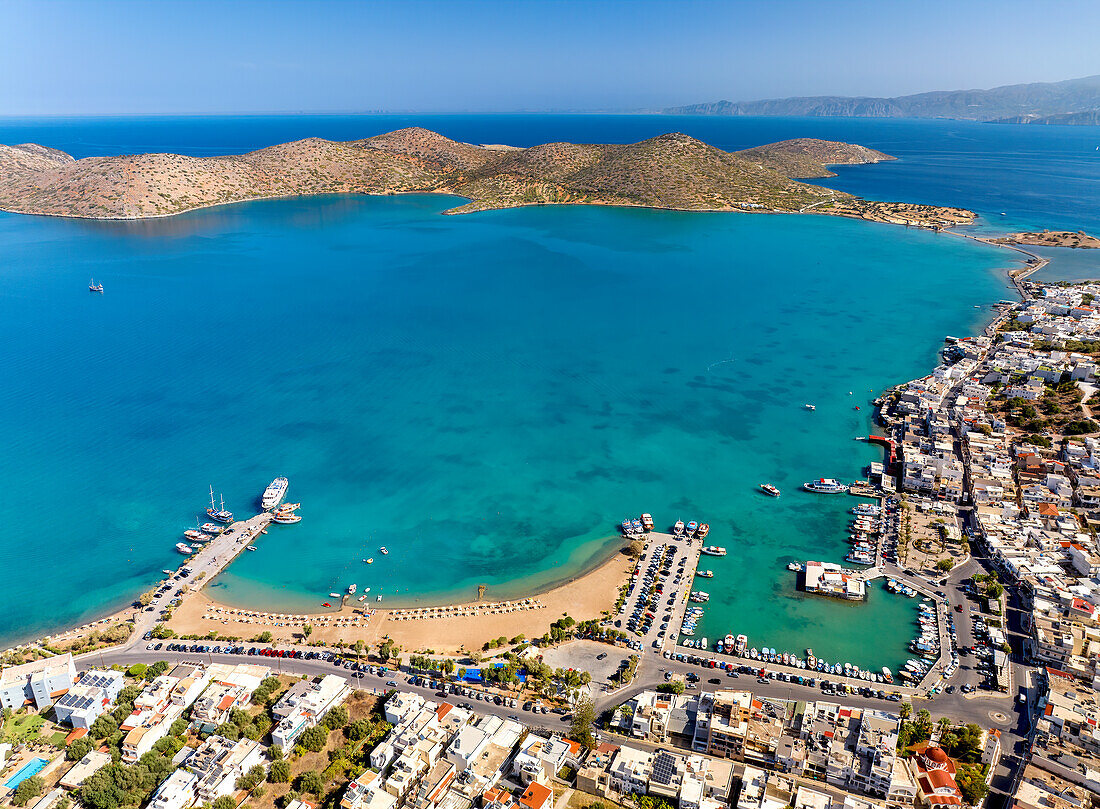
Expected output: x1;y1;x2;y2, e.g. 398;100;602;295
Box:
271;674;350;749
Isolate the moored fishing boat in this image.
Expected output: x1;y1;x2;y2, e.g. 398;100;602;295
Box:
686;520;699;537
641;513;654;531
273;512;302;524
183;529;203;541
673;519;685;536
175;542;192;554
697;523;710;538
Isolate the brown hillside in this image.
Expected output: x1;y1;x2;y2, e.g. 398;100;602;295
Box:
737;138;894;178
0;128;965;229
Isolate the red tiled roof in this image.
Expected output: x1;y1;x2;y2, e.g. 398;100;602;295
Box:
65;727;89;745
520;782;553;809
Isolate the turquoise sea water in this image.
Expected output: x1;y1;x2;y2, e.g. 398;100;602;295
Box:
2;113;1094;670
0;192;1011;673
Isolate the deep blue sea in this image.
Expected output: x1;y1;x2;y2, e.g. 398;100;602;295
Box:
0;114;1096;668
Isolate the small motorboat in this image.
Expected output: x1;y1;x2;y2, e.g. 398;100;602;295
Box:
380;546;389;555
804;404;816;411
760;483;781;497
175;542;193;554
329;592;341;598
246;545;257;551
322;602;331;607
366;557;374;564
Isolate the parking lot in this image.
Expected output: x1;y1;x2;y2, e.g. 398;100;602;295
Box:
614;531;699;657
541;639;628;684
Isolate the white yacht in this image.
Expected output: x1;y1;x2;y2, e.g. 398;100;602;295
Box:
175;542;193;554
261;477;289;510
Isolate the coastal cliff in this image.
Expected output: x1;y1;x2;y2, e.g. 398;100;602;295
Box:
0;128;972;228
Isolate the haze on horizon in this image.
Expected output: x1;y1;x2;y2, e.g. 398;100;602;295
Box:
2;0;1098;116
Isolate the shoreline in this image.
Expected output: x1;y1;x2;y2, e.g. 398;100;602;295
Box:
167;549;634;654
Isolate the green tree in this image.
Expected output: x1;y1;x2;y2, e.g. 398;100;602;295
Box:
323;705;348;730
570;696;597;750
126;663;148;678
237;764;266;791
90;713;119;739
658;680;685;695
13;776;44;807
956;764;989;805
257;631;273;644
268;744;284;761
899;703;912;720
67;735;95;760
269;760;291;784
299;725;328;753
296;770;325;795
346;719;372;742
214;722;241;741
170;718;188;737
303;625;313;640
212;796;237;809
935;558;955;572
278;791;301;809
144;661;169;680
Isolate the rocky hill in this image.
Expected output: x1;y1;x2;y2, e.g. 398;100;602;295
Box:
667;74;1100;123
0;127;970;228
735;138;894;178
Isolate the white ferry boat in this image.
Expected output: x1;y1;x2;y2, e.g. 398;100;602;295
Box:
760;483;781;497
802;478;849;494
701;546;727;556
262;477;289;510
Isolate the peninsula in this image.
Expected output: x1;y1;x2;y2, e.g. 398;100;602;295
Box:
0;128;973;228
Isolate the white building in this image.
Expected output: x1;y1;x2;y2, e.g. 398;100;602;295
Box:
53;670;125;729
0;653;77;711
271;674;350;749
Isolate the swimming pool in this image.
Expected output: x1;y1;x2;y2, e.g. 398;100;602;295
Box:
3;756;49;789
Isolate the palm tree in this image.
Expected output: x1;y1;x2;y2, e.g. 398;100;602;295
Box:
899;702;912;720
917;708;932;730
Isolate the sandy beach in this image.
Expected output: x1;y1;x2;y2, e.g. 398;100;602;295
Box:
167;550;632;655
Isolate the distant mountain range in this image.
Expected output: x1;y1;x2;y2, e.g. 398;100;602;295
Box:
665;75;1100;124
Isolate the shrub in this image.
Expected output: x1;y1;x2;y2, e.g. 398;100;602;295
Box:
126;664;147;678
212;797;237;809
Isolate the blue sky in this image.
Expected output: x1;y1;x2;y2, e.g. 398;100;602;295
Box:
1;0;1098;114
